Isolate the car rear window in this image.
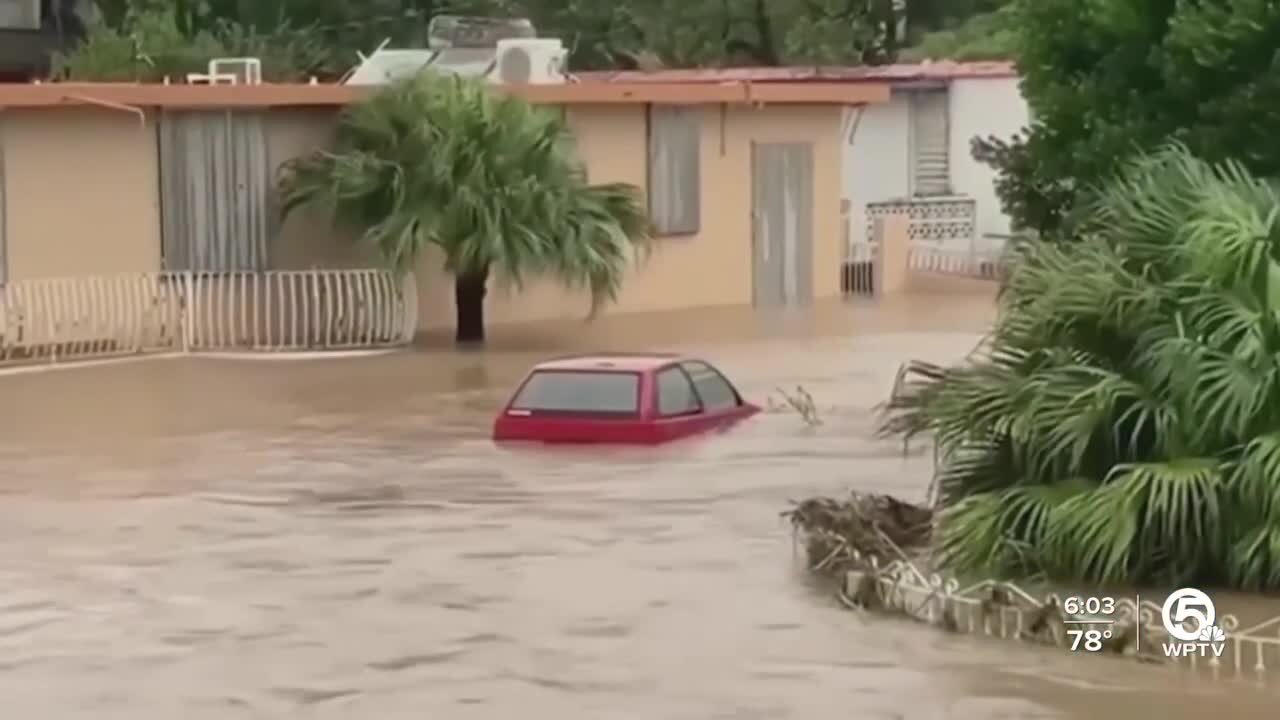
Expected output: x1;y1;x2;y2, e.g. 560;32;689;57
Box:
510;370;640;415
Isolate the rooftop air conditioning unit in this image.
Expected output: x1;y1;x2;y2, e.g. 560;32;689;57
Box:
489;38;566;85
209;58;263;85
0;0;40;30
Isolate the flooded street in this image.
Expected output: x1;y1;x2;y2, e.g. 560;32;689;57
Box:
0;291;1276;718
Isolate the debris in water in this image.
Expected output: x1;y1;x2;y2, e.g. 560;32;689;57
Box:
781;492;932;574
767;385;823;426
784;492;1164;662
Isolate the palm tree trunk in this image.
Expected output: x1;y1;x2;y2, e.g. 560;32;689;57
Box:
454;266;489;344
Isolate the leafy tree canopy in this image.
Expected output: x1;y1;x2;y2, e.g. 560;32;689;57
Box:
978;0;1280;235
885;145;1280;589
58;0;1017;81
898;4;1017;63
277;72;650;343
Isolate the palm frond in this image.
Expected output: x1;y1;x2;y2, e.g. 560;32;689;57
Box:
276;71;650;310
885;143;1280;589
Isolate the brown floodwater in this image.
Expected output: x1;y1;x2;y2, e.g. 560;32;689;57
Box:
0;289;1277;718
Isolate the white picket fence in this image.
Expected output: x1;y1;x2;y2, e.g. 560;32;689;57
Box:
0;269;417;365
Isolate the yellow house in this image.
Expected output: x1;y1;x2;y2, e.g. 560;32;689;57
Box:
0;77;889;338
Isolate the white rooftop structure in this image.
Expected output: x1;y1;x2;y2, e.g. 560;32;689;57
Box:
343;39;567;87
343;16;566;86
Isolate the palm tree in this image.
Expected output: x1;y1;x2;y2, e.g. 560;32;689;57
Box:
277;71;650;344
882;143;1280;589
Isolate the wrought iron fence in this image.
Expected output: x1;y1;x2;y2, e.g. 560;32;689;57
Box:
841;240;878;296
183;270;416;352
0;269;417;365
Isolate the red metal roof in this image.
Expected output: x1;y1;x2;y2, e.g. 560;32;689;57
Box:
575;61;1017;85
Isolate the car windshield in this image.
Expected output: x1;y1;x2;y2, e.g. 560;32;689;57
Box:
510;370;640;415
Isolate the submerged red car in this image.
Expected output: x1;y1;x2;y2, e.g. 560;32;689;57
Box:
492;353;760;444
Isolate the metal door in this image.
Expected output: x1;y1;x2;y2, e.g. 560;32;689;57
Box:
909;89;951;196
751;142;814;307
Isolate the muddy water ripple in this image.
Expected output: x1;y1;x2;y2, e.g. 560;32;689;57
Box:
0;294;1275;718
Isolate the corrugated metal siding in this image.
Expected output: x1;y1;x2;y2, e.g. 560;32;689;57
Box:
159;110;270;272
647;105;701;235
751;142;814;307
910;89;951;196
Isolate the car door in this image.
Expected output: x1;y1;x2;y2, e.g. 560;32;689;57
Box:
680;361;752;429
651;365;711;441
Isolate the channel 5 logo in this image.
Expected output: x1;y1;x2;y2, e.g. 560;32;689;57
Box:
1160;588;1226;658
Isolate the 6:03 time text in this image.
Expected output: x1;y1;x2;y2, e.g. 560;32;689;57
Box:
1062;596;1116;616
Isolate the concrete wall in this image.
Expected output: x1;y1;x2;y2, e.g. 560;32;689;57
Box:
0;101;846;335
0;107;373;281
842;77;1031;250
0;108;162;280
948;76;1030;242
842;93;911;250
877;213;911;295
412;103;846;331
265;109;373;271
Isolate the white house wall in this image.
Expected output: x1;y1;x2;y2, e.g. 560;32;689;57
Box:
947;76;1030;244
842;92;910;249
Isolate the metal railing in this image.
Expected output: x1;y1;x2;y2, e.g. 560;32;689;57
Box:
841;238;1009;298
908;243;1006;278
844;558;1280;680
184;270;416;352
841;240;878;296
0;269;417;365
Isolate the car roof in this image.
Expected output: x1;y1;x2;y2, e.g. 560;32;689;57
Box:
532;352;691;373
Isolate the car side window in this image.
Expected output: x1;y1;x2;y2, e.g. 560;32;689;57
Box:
656;367;701;416
681;361;740;412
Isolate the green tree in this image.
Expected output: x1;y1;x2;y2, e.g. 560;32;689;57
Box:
517;0;904;69
976;0;1280;235
67;0;1015;79
883;145;1280;589
69;0;516;82
54;3;337;82
899;4;1017;62
277;73;650;344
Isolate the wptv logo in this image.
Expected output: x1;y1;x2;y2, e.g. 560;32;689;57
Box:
1161;588;1227;658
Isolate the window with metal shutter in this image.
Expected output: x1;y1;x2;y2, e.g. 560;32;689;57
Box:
158;110;270;273
910;89;951;197
647;105;701;235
